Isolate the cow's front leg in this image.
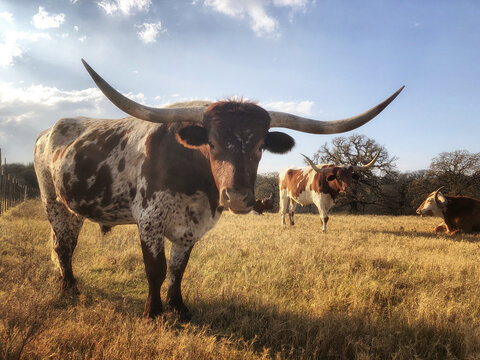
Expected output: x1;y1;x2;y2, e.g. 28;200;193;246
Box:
321;215;329;233
140;239;167;319
137;214;168;319
166;242;194;321
434;222;447;233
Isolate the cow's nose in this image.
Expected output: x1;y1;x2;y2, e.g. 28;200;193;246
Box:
220;188;254;213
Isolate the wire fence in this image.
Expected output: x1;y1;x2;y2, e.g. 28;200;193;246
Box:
0;148;37;215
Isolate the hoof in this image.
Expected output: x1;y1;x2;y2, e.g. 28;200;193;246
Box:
173;308;192;322
61;278;79;296
166;301;191;322
143;308;164;319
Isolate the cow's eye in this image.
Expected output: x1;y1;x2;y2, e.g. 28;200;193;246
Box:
208;142;215;149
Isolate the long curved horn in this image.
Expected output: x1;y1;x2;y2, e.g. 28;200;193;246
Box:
433;186;447;208
353;152;380;171
301;154;333;173
82;59;205;123
268;86;404;133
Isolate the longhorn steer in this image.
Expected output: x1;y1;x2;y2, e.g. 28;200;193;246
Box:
252;194;274;215
34;59;403;320
416;187;480;234
279;153;379;232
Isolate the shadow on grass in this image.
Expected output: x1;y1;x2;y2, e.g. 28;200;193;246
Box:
73;280;467;359
189;299;465;359
371;229;480;243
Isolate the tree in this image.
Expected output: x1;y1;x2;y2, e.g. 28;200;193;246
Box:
255;173;278;211
428;150;480;196
311;134;397;213
380;170;427;215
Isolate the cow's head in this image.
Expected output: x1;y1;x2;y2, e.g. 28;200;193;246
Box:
253;194;274;214
81;59;403;213
176;101;293;213
416;187;447;217
261;194;274;211
302;153;379;193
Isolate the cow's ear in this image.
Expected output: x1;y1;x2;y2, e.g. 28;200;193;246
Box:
264;131;295;154
176;125;208;148
327;174;336;182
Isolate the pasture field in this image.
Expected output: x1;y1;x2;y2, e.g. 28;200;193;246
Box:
2;201;480;359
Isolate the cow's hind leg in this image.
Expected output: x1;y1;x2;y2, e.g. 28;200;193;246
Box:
166;242;194;321
45;199;84;292
289;201;297;226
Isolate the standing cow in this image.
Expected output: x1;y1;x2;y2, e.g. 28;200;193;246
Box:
34;59;403;320
416;187;480;234
279;153;379;231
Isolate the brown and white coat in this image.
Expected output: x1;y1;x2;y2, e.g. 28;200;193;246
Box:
34;59;403;321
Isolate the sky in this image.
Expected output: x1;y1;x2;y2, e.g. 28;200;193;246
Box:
0;0;479;173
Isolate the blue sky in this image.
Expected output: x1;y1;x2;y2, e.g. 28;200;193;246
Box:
0;0;479;173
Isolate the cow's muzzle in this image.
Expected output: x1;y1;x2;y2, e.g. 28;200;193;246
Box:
416;208;432;217
220;188;254;214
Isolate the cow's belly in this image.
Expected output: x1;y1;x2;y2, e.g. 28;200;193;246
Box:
291;190;313;206
54;172;135;225
65;192;135;225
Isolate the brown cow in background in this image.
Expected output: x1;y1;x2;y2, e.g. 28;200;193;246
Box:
416;187;480;234
252;194;274;214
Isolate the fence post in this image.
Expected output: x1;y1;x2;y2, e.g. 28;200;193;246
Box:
0;148;2;215
0;150;36;214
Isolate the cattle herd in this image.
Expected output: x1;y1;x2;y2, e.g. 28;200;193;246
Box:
32;60;480;321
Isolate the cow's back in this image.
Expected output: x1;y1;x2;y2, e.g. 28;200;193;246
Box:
279;167;316;204
34;117;152;224
445;196;480;231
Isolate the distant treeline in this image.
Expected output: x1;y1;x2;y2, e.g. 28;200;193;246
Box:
255;145;480;215
9;136;480;216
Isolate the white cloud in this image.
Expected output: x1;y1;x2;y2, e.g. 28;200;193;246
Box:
0;83;103;107
78;35;87;42
273;0;308;6
204;0;278;37
137;22;164;43
31;7;65;29
70;0;79;3
74;25;79;32
0;11;14;22
0;31;50;67
97;0;151;15
201;0;310;37
261;100;314;116
0;82;152;163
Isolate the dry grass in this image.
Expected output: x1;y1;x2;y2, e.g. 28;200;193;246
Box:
2;200;480;359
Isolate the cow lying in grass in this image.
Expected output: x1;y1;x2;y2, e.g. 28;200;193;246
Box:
416;187;480;234
252;194;274;215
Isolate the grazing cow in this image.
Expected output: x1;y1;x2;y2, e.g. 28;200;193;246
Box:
252;194;274;214
416;187;480;234
34;59;403;320
279;153;379;232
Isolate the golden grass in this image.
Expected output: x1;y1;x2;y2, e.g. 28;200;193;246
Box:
1;200;480;359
